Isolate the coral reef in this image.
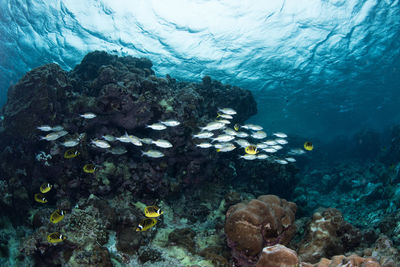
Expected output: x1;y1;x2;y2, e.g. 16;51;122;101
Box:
225;195;296;266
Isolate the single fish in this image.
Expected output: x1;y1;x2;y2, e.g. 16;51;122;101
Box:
196;142;213;148
40;132;63;141
51;125;64;132
256;143;268;149
245;145;258;155
116;132;131;143
224;128;237;136
152;139;173;148
273;132;287;138
275;138;288;145
288;148;306;155
242;124;263;131
55;130;68;138
40;183;52;194
61;139;79;147
200;121;225;131
234;123;240;131
140;138;154;145
216;144;236;152
263;148;278;153
142;150;164;158
129;135;143;146
136;218;157;232
218;108;237;115
37;125;53;132
235;139;251;148
91;139;111;149
160;119;180;127
304;141;313;151
285;157;296;163
193;131;214;139
47;232;66;243
264;140;277;146
236;132;249;138
212;134;235;143
146;123;167;130
239;154;257;160
83;163;96;173
257;154;269;159
102;135;116;142
275;159;288;165
218;119;231;125
64;148;79;159
34;193;48;204
80;113;96;119
217;113;233;119
251;131;267;139
271;145;283;150
50;209;65;224
144;206;164;218
109;146;127;155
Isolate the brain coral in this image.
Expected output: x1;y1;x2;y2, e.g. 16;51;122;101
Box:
224;195;297;266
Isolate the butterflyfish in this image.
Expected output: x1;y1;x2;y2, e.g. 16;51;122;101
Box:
64;148;80;159
83;164;96;174
40;183;53;193
234;124;240;131
50;209;65;224
34;193;48;204
136;218;157;232
144;206;164;218
304;141;313;151
47;232;66;243
245;145;258;155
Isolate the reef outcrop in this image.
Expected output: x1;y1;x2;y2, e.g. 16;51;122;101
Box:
224;194;297;266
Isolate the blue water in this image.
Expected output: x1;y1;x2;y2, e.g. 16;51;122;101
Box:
1;0;399;141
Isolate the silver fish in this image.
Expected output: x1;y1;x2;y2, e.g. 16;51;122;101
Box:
212;134;235;143
140;138;154;145
275;159;288;165
273;132;287;138
257;154;269;159
128;135;143;146
235;139;250;148
285;157;296;162
288;148;306;155
275;138;288;145
80;113;96;119
251;131;267;139
141;150;164;158
218;108;237;115
91;139;111;149
37;125;53;132
239;154;257;160
51;125;64;132
146;123;167;130
236;132;249;138
152;139;173;148
196;143;213;148
102;135;116;142
160;119;180;127
110;146;127;155
242;124;263;131
40;132;63;141
193;132;214;139
201;121;225;131
61;140;79;147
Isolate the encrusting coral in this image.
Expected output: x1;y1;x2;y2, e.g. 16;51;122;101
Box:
225;194;297;266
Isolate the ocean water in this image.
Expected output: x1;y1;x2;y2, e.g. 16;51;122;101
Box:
0;1;400;266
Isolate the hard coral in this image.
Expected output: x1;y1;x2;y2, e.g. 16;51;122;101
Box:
225;195;296;266
256;244;299;267
298;208;344;263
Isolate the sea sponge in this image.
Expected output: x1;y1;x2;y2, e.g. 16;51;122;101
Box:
225;195;296;266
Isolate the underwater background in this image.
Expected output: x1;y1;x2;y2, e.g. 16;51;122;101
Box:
0;1;400;266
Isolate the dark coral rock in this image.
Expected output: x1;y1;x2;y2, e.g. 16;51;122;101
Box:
116;227;143;255
139;247;162;263
3;63;70;139
337;222;362;251
224;191;242;209
168;228;197;254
